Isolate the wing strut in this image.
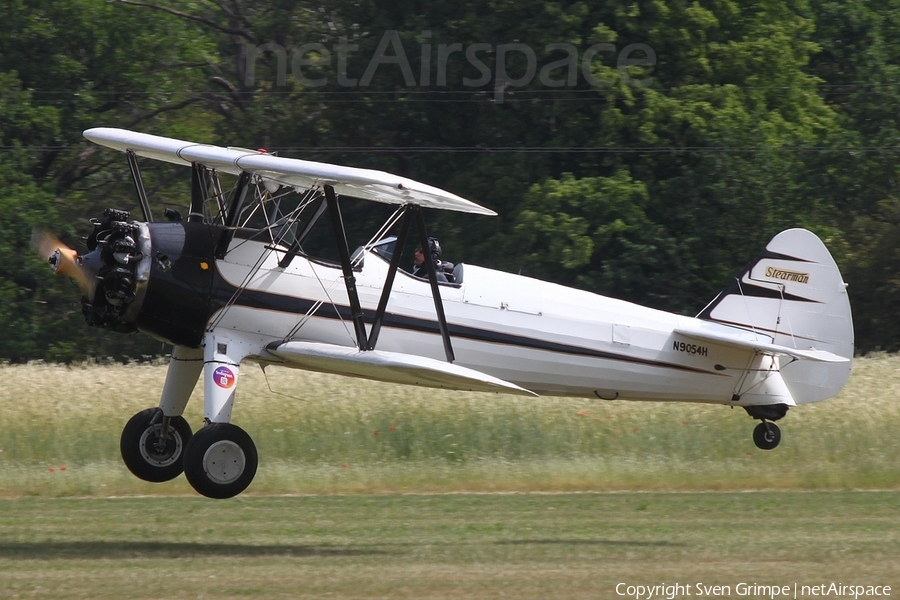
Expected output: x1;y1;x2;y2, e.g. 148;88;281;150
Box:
324;184;369;350
317;191;455;363
189;163;210;223
125;151;153;223
413;206;455;363
368;207;413;350
365;205;454;362
215;171;252;259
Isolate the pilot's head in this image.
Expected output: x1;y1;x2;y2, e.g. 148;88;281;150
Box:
416;237;441;262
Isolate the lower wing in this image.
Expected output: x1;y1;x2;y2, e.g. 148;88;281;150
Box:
265;341;537;396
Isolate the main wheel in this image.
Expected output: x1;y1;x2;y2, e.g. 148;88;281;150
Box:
121;408;193;482
183;423;258;499
752;422;781;450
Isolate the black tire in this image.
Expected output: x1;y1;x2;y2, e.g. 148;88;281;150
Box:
752;422;781;450
120;408;193;482
183;423;258;499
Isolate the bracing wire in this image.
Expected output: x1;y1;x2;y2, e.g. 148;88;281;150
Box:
280;205;407;344
203;176;406;346
207;182;317;332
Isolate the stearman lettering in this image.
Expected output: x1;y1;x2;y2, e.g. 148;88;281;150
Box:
765;266;809;284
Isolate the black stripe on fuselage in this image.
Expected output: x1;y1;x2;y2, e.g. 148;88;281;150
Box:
210;282;723;377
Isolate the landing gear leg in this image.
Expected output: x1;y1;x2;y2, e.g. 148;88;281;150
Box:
120;346;203;482
182;332;259;499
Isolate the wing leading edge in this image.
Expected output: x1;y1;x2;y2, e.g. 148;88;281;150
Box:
83;127;496;216
265;341;537;396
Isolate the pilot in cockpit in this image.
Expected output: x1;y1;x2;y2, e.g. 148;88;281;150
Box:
412;237;455;283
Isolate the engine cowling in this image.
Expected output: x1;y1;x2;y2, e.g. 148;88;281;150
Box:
79;208;218;347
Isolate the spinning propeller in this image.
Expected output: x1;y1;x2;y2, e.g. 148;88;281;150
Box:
32;229;94;295
33;209;146;333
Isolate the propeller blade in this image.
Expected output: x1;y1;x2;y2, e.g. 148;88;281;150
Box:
32;229;93;295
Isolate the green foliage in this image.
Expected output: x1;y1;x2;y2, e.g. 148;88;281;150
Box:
514;170;676;302
2;0;900;358
0;72;70;360
0;0;222;361
844;201;900;352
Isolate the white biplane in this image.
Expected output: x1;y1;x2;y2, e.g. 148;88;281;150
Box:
39;127;853;498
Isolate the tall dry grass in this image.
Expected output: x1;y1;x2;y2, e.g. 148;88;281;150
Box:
1;353;899;496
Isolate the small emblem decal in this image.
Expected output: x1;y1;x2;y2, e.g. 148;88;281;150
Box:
213;366;236;389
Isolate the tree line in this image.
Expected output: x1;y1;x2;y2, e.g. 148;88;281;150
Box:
3;0;900;361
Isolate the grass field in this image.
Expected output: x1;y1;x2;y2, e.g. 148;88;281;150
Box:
2;353;900;495
1;356;899;598
1;491;898;599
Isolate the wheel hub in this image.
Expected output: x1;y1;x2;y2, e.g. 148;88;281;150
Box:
202;440;246;484
139;425;182;467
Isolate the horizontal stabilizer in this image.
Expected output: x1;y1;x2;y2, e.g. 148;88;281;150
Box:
674;324;849;363
266;341;538;396
83;128;495;215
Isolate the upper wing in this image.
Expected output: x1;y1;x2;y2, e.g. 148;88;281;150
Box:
265;341;537;396
83;127;496;216
674;323;849;363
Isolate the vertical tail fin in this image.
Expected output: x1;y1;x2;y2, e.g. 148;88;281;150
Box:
698;229;853;403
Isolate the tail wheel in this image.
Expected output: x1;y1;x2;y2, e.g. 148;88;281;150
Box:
121;408;192;482
183;423;258;499
752;422;781;450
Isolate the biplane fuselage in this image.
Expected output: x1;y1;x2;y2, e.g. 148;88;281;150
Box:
128;220;847;409
214;234;759;403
